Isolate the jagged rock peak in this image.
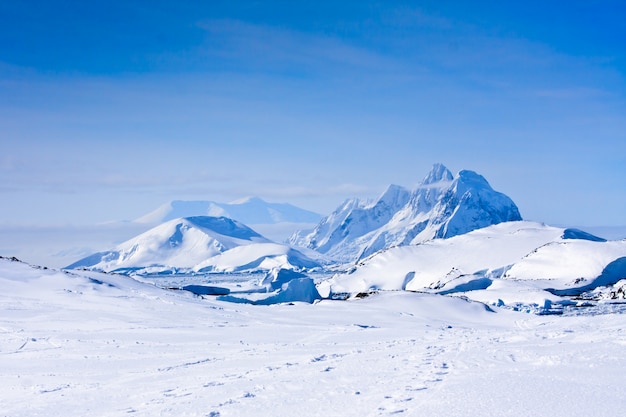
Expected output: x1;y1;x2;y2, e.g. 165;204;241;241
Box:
421;163;454;185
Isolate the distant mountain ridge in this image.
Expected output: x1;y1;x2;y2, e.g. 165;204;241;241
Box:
136;197;322;225
290;164;522;262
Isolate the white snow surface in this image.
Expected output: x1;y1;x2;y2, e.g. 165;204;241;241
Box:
194;242;319;273
507;239;626;282
2;256;626;416
320;221;626;306
66;216;320;274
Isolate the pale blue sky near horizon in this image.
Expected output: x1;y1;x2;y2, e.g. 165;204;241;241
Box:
1;1;625;227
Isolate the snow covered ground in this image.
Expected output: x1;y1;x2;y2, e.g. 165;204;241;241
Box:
2;256;625;416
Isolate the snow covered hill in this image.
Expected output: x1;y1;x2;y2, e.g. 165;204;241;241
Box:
290;163;522;262
319;221;626;309
66;216;320;274
136;197;322;225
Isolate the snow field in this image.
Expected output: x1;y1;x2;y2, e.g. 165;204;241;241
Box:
2;258;626;416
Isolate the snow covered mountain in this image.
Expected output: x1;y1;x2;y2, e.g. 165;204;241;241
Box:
290;163;522;262
319;221;626;308
135;197;322;225
66;216;320;274
288;184;412;261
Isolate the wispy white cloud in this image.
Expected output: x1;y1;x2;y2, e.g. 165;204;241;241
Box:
194;18;400;76
381;7;453;30
531;87;614;99
244;183;376;200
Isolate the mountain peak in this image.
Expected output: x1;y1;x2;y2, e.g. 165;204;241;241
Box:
66;215;320;274
136;198;322;225
456;169;490;186
292;163;522;262
229;196;265;205
377;184;410;207
421;163;454;185
183;216;263;240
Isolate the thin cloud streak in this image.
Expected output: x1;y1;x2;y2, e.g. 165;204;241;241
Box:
195;19;400;76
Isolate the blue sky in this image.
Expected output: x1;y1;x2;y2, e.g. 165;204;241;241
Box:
1;0;625;227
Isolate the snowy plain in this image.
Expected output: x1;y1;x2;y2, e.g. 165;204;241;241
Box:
2;256;625;417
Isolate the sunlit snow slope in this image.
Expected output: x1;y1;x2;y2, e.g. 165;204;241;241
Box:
320;221;626;307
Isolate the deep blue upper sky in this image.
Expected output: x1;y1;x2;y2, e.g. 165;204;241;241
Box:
2;1;623;72
0;0;625;226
